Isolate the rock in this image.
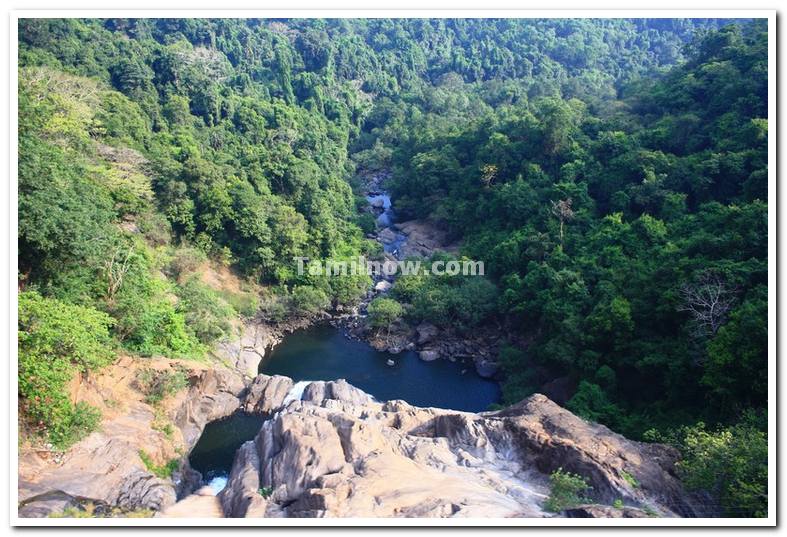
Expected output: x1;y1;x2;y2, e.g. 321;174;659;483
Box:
213;321;277;378
396;219;460;258
374;280;392;293
564;505;652;518
302;379;375;406
418;349;440;362
173;368;247;449
377;227;398;244
229;378;697;518
218;441;268;517
540;376;578;406
488;394;706;516
386;359;395;366
156;494;224;518
370;197;385;209
18;491;84;518
474;359;499;378
416;323;439;345
243;375;294;415
18;410;179;516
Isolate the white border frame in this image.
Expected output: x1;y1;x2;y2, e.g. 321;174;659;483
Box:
7;8;778;527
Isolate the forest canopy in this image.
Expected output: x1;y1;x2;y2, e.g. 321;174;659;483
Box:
17;18;768;516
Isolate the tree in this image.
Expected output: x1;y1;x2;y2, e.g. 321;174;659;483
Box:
367;297;403;329
678;272;737;340
551;198;574;246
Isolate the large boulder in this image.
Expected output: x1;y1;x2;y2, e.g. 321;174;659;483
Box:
213;321;277;378
218;441;268;517
243;375;294;415
173;368;247;449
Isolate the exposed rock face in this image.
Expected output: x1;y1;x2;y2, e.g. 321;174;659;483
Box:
18;405;179;516
490;395;702;516
564;505;651;518
396;219;460;258
243;375;293;415
19;365;248;518
157;487;223;518
217;442;268;517
174;368;247;449
213;321;277;378
219;378;698;519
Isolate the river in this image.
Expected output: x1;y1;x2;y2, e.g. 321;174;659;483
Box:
188;182;500;494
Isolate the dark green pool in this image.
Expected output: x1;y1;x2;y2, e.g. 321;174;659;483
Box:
189;324;500;492
259;324;500;412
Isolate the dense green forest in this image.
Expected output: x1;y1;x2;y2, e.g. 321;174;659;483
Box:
18;18;768;516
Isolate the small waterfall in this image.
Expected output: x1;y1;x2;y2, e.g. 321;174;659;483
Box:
207;476;228;495
283;380;312;405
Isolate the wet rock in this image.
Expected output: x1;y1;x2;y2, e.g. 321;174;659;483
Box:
474;358;499;378
243;375;294;415
377;227;398;244
374;280;392;293
416;322;439;345
370;197;385;209
218;441;267;517
419;349;440;362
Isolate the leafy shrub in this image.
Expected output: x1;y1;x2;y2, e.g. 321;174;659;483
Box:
675;419;767;517
544;468;592;512
18;291;114;448
169;246;207;279
138;450;180;479
105;248;204;358
225;290;260;318
290;285;330;316
175;277;235;344
134;367;190;405
355;213;377;235
367;297;404;329
621;471;640;489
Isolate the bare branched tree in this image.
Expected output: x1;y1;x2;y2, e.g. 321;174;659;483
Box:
551;198;574;245
104;245;134;302
677;272;737;339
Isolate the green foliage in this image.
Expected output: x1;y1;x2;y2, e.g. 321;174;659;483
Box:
392;257;499;333
367;297;404;329
18;291;114;448
138;450;180;479
258;487;274;499
16;20;768;499
621;471;640;489
290;285;330;317
612;499;624;509
545;468;592;512
175;277;236;344
675;418;767;517
134;367;190;405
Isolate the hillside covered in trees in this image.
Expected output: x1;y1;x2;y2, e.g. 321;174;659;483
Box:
18;18;768;517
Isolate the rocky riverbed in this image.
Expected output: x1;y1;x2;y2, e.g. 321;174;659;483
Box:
19;366;708;519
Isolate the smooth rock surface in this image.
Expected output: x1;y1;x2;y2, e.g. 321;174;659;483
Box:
243;374;294;415
219;377;698;518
